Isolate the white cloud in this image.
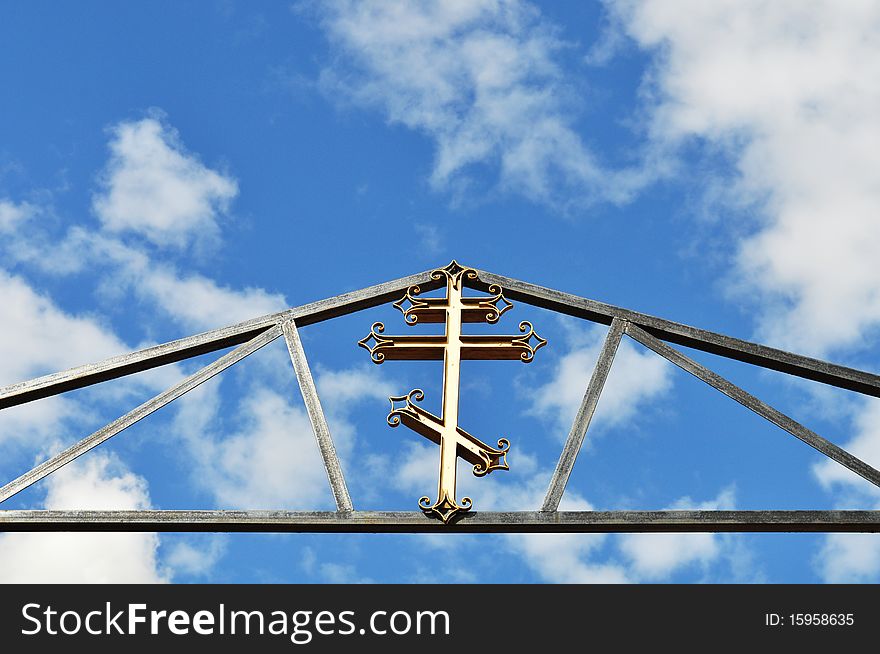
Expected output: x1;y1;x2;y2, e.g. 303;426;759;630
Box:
1;158;280;339
178;385;334;509
813;398;880;497
0;453;168;583
515;530;630;583
810;398;880;581
91;198;285;332
316;0;646;207
390;441;437;496
0;116;361;531
414;223;443;255
301;546;375;583
612;0;880;357
529;321;672;438
816;533;880;583
0;268;147;449
496;475;630;583
167;362;399;511
4;116;284;335
135;265;286;332
316;364;399;461
0;261;187;473
504;483;747;583
50;227;288;333
315;365;398;406
0;198;36;232
478;472;743;583
93;117;238;250
618;486;735;580
0;240;190;583
316;562;374;584
0;397;81;449
0;269;130;386
164;536;228;578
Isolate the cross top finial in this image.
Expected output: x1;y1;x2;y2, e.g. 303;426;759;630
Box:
432;260;474;285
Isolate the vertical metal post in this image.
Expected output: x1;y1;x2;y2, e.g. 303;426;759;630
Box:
542;318;625;511
282;320;354;512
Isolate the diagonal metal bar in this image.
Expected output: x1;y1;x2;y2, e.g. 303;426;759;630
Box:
625;323;880;489
0;324;283;505
282;320;353;512
542;318;625;512
468;269;880;398
0;509;878;533
0;268;441;411
6;262;880;410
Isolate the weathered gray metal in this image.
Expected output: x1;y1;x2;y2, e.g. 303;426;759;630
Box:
542;317;625;512
0;261;878;534
282;320;353;511
625;323;880;489
0;509;878;533
0;268;441;410
469;269;880;397
0;324;282;504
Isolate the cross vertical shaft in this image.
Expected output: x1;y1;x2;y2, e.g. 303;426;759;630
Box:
438;274;465;514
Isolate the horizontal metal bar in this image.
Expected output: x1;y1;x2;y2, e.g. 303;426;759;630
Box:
625;323;880;489
0;325;283;505
0;510;877;533
470;270;880;397
0;269;440;410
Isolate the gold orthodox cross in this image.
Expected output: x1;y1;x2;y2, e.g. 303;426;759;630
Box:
358;261;546;523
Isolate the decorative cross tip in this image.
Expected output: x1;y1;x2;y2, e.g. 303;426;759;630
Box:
479;285;514;324
357;322;391;363
472;438;510;477
387;389;425;427
392;288;431;324
431;260;478;287
511;321;548;362
419;491;473;524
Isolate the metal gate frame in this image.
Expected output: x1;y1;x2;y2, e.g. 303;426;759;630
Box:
1;263;878;533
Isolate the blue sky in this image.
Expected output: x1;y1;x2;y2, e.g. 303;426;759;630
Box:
1;0;879;583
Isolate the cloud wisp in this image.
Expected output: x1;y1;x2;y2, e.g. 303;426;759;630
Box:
0;453;168;583
529;320;672;439
315;0;650;209
93;117;238;251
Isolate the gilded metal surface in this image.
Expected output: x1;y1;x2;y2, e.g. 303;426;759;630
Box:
359;261;546;523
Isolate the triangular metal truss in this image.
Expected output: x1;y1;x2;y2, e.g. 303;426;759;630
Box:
1;263;879;533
